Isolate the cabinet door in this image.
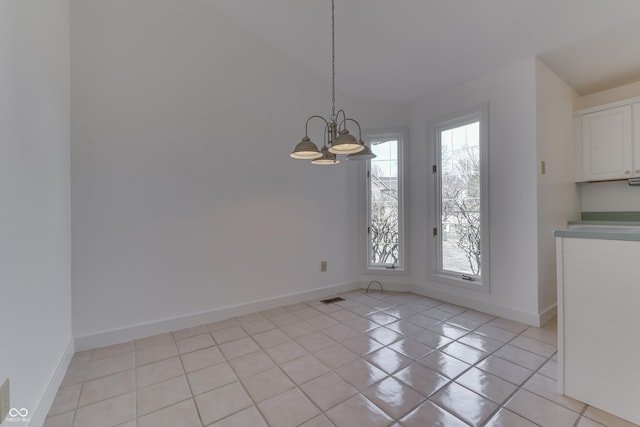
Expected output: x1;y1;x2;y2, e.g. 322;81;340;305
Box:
559;237;640;425
581;105;632;181
575;117;584;181
633;103;640;177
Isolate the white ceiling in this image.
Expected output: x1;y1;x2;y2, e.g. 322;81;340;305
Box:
208;0;640;104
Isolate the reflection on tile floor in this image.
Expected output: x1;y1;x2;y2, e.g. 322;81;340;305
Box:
44;291;639;427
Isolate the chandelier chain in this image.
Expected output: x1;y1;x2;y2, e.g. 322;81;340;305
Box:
331;0;335;119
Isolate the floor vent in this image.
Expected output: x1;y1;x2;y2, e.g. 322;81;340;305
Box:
320;297;345;304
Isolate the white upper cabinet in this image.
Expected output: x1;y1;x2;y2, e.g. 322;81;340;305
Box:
577;105;632;182
634;104;640;177
575;98;640;182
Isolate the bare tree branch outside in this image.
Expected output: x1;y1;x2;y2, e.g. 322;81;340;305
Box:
440;122;481;276
369;140;399;266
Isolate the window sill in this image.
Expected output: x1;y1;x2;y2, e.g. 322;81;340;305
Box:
429;272;489;293
365;266;408;276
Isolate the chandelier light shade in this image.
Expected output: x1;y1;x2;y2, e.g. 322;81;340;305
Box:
347;143;376;160
311;146;339;165
290;136;323;159
290;0;374;165
330;129;363;154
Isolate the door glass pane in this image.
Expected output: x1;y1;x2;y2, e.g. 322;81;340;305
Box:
440;121;481;275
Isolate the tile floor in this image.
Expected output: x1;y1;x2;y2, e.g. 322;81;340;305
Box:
44;291;639;427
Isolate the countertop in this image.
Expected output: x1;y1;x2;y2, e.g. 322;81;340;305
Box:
557;214;640;241
555;226;640;241
567;220;640;227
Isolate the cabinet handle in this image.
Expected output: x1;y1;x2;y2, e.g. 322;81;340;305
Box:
625;170;631;175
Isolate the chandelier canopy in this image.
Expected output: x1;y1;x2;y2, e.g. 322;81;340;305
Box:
290;0;375;164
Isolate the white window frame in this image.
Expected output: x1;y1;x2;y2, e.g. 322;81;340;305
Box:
364;129;407;274
430;105;490;292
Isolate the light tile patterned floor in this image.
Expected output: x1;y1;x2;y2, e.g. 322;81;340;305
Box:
44;291;639;427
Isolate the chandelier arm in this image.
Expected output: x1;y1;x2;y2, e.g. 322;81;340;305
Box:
305;115;330;136
324;121;330;146
342;118;363;141
335;109;347;130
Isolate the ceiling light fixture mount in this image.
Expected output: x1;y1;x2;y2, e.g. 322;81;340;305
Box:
290;0;375;164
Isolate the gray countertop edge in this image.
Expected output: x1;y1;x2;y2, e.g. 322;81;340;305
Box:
555;228;640;241
568;220;640;226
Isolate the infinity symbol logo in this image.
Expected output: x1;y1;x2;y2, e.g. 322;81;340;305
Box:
8;408;28;417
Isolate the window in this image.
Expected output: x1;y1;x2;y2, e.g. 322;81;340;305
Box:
431;106;489;290
366;130;406;271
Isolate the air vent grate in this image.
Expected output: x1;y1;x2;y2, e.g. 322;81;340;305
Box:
320;297;345;304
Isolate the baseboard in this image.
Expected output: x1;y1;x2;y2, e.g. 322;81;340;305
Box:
410;283;543;326
74;279;557;351
358;279;552;326
75;281;360;351
359;279;413;293
538;303;557;327
28;338;74;427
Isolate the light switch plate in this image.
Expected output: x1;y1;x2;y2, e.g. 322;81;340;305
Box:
320;261;327;272
0;378;9;423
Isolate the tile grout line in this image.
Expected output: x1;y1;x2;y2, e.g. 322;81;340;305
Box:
204;303;325;426
243;297;398;425
573;404;590;427
474;327;562;427
164;300;395;425
416;310;522;426
475;336;545;426
69;356;86;427
132;346;137;426
223;324;284;427
96;343;183;425
418;311;562;426
248;302;345;426
337;294;430;425
406;301;498;425
175;328;211;427
331;297;476;425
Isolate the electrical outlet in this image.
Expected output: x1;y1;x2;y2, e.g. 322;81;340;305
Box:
0;378;9;423
320;261;327;272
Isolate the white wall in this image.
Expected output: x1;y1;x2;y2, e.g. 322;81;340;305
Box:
70;0;363;341
0;0;72;423
407;58;542;323
535;59;581;317
355;101;411;132
580;181;640;211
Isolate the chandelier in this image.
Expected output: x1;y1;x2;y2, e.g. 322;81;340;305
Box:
290;0;376;164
